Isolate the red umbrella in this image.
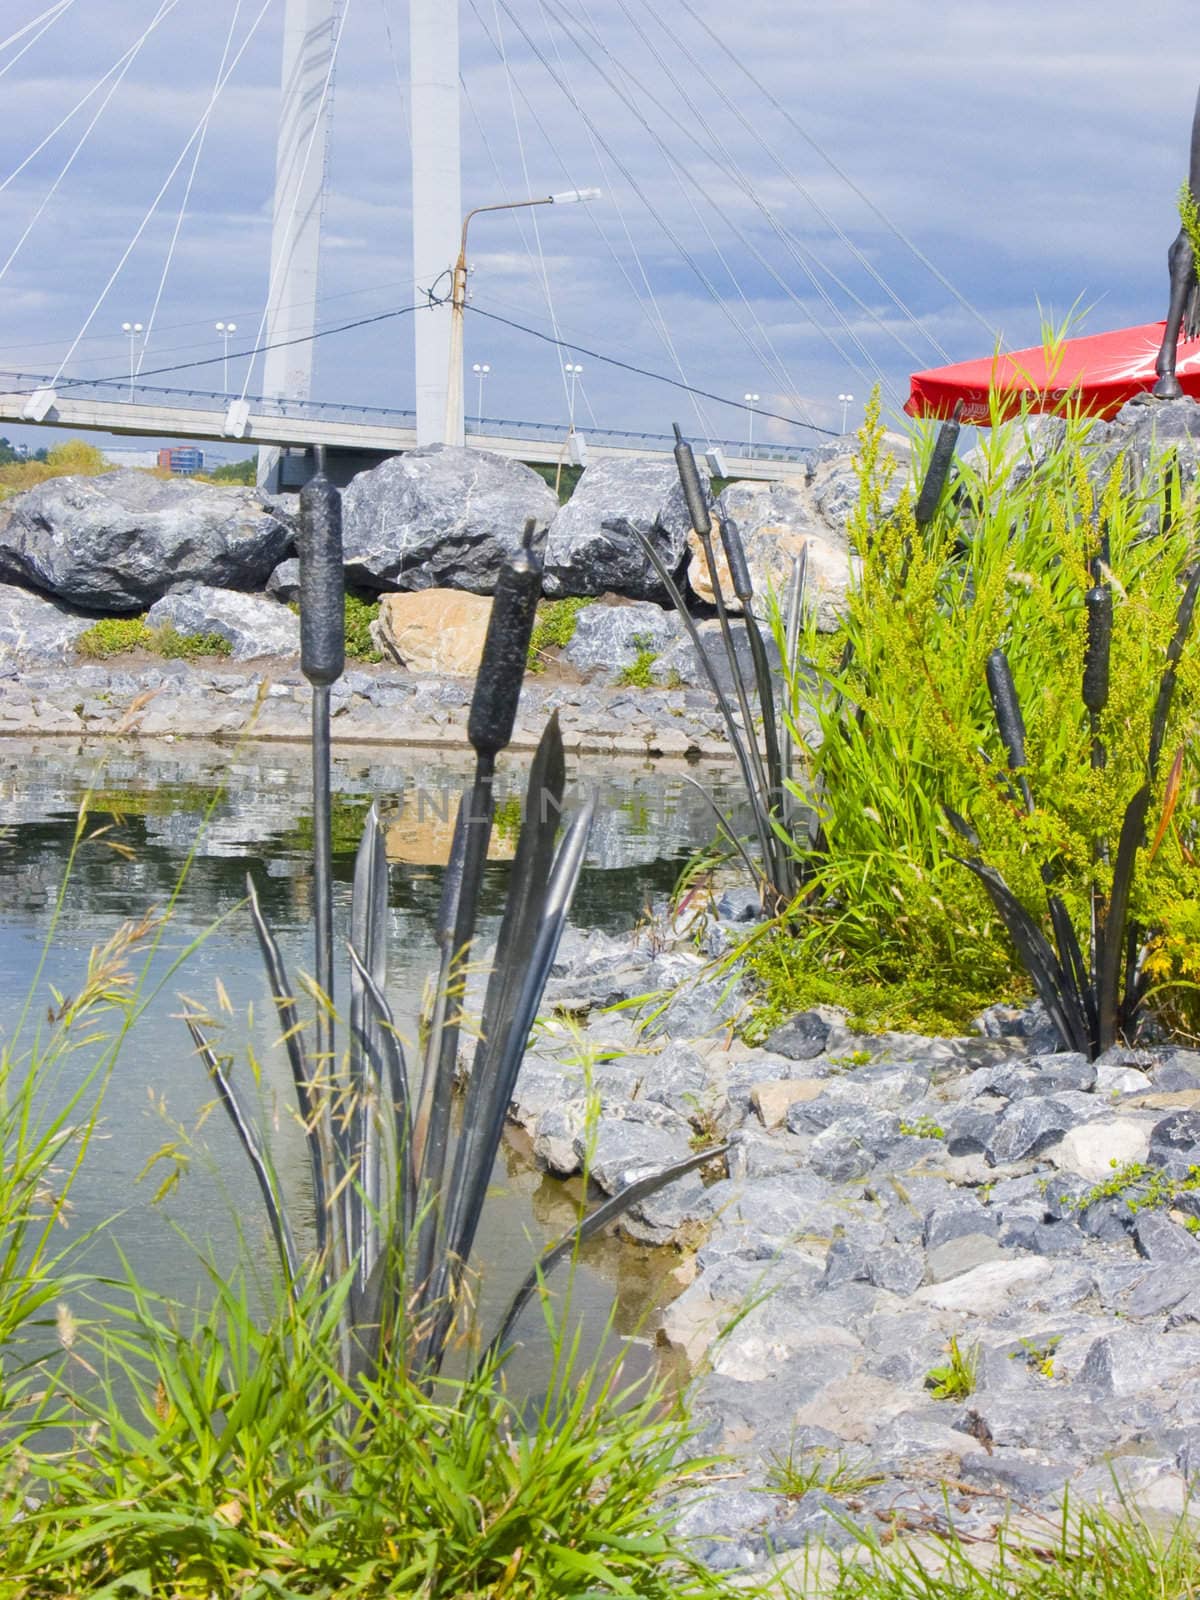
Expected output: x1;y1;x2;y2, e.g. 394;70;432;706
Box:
906;321;1200;424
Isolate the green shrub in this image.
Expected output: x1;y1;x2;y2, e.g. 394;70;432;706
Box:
76;617;232;660
527;596;590;670
345;593;382;662
618;636;659;688
754;388;1200;1038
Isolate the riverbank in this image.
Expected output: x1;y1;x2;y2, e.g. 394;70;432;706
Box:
513;901;1200;1588
0;657;744;759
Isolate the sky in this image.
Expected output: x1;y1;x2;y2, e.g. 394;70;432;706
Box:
1;0;1198;459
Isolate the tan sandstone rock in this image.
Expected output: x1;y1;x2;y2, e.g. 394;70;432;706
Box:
372;589;492;675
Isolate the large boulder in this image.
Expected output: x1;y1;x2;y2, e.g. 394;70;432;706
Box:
561;598;684;681
542;457;702;601
372;589;492;675
145;586;299;660
340;446;556;594
0;471;293;613
0;582;92;662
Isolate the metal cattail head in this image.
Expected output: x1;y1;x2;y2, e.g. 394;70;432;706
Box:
718;510;754;603
914;400;962;530
298;453;345;688
673;422;712;538
985;648;1029;776
1082;584;1113;715
468;519;544;757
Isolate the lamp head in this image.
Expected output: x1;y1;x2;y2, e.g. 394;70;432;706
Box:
548;187;601;204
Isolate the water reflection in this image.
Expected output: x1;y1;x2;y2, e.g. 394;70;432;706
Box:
0;736;740;1390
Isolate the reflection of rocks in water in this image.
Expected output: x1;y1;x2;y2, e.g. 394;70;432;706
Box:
384;797;516;867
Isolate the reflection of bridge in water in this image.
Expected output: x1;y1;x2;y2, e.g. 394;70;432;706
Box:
0;371;815;487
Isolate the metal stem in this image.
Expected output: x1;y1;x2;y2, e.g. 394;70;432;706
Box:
312;683;334;1065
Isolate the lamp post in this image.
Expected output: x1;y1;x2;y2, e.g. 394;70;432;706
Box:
838;392;854;434
121;321;143;401
445;187;600;445
743;392;760;457
216;321;238;393
564;362;583;431
472;361;490;427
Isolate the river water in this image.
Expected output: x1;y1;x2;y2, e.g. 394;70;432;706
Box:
0;735;739;1391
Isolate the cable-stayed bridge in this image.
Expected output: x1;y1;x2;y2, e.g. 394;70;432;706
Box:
0;369;813;483
0;0;990;490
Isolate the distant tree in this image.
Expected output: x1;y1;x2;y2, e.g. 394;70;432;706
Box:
201;457;258;485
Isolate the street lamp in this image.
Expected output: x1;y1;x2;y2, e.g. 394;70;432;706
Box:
216;321;238;393
445;187;601;444
838;392;854;434
472;361;490;427
564;362;583;431
743;392;760;457
121;321;143;401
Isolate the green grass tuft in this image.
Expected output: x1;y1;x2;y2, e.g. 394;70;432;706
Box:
76;616;232;660
344;593;383;662
527;596;591;671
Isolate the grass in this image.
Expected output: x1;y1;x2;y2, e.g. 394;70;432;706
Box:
76;616;233;660
1063;1158;1200;1218
748;383;1200;1044
527;595;590;671
767;1444;884;1501
823;1502;1200;1600
923;1336;978;1401
618;646;660;688
6;1274;736;1599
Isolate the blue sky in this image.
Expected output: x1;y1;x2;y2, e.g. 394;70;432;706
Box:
1;0;1197;457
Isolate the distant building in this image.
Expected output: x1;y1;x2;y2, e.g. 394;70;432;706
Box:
105;447;160;470
157;446;205;476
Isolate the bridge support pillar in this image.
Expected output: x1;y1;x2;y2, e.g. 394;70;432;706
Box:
410;0;461;447
257;0;337;492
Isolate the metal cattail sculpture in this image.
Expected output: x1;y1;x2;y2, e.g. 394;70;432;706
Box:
948;541;1200;1058
188;482;724;1384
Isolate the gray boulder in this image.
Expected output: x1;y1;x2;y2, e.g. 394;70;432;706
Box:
542;456;701;600
0;471;293;612
1147;1109;1200;1178
145;586;300;660
655;616;786;700
266;558;301;603
340;446;557;594
0;582;92;662
560;599;684;680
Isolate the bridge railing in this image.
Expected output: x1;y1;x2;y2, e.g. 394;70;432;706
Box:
0;369;816;464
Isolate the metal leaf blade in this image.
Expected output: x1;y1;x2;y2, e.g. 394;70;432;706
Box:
481;1143;728;1369
1097;784;1152;1051
187;1018;298;1285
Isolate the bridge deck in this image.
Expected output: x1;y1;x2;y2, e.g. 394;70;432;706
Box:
0;373;816;482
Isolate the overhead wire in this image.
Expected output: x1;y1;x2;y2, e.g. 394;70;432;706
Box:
0;0;181;290
487;0;574;419
137;0;246;375
673;0;996;340
489;0;825;427
466;302;835;434
49;0;276;387
537;0;898;399
614;0;948;362
0;0;77;85
464;0;716;442
0;0;181;199
530;0;717;442
558;0;823;423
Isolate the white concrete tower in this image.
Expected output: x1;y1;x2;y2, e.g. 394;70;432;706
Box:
410;0;462;446
257;0;337;489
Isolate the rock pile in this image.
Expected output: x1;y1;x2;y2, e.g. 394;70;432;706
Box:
0;437;886;680
505;910;1200;1578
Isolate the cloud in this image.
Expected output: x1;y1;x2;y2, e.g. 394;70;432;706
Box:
1;0;1197;451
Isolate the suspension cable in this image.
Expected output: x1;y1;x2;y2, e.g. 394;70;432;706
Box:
49;0;275;386
0;0;76;85
0;0;181;289
137;0;246;375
